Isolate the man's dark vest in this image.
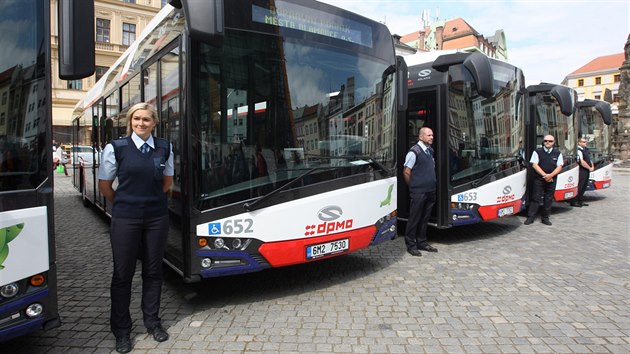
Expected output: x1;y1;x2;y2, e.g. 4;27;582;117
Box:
111;136;170;218
578;146;592;172
409;144;436;193
535;147;561;176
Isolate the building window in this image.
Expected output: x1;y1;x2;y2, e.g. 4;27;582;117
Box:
1;92;6;105
96;18;110;43
614;74;621;82
614;94;620;103
595;77;601;85
123;0;136;3
0;112;5;125
67;80;83;90
122;23;136;46
577;79;584;87
95;66;109;81
594;95;601;100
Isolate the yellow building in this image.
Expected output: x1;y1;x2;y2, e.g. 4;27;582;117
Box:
562;53;623;114
50;0;163;143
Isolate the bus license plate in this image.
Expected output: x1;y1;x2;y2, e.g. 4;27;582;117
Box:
564;191;574;199
603;182;610;188
498;206;513;217
306;239;349;259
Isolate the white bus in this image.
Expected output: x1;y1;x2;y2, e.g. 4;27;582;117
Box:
71;0;407;282
399;50;526;228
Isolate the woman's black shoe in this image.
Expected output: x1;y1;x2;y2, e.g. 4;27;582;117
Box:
115;334;132;353
148;324;169;342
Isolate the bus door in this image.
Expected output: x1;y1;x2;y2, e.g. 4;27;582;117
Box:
397;88;442;231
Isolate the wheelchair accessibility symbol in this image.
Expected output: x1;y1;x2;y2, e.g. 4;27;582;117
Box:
208;222;221;235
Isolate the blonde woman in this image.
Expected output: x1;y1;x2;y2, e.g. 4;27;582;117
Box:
98;102;173;353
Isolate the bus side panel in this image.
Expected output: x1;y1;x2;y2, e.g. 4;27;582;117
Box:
589;162;612;190
450;170;526;224
0;207;49;284
0;207;51;340
554;166;579;201
194;178;397;277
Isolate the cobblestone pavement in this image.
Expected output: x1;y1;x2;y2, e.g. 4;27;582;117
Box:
4;170;630;353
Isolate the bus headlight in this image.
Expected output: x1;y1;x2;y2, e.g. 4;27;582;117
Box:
232;238;242;249
1;283;19;298
25;303;43;318
201;258;212;268
214;238;225;249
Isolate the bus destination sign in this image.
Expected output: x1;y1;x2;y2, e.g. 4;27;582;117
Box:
252;1;373;48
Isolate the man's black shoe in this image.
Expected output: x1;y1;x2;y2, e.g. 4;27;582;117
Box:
418;244;438;253
115;334;132;353
523;217;535;225
541;219;552;226
407;249;422;257
570;202;582;207
148;324;169;342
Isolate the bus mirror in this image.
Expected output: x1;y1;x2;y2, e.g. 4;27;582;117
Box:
462;52;494;98
595;101;613;125
58;0;95;80
515;90;523;118
549;86;574;116
396;56;408;111
179;0;224;47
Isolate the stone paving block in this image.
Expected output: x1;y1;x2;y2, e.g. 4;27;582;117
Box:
3;172;630;353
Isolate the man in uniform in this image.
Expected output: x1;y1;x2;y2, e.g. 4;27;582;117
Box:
571;137;594;207
403;127;438;256
524;134;563;226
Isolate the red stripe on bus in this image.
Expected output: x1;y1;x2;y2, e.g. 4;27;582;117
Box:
477;200;523;221
258;226;376;268
593;180;611;189
554;186;578;201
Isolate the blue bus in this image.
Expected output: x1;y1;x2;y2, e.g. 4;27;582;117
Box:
0;0;93;342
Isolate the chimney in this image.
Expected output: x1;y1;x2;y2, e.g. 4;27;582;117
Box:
435;25;444;50
418;31;426;51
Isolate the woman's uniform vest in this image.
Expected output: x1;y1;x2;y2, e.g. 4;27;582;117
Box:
111;136;170;218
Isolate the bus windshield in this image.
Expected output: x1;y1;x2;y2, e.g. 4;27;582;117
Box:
195;31;396;207
448;61;525;185
533;91;576;161
0;1;47;192
579;106;609;163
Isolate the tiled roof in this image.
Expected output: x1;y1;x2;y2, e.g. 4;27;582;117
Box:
443;36;478;50
570;53;624;75
442;18;478;39
400;28;430;44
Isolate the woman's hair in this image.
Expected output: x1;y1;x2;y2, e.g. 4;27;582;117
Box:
126;102;159;136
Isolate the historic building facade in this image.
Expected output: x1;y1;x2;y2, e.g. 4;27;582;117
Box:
50;0;163;143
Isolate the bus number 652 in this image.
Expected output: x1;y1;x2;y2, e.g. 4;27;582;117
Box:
223;219;254;235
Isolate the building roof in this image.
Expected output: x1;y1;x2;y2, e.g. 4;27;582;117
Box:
442;36;478;50
569;53;624;75
400;28;430;44
442;18;477;39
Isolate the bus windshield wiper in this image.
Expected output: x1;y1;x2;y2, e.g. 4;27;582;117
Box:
305;154;392;177
471;157;520;187
243;167;326;212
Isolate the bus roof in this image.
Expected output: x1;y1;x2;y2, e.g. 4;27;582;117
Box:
73;4;177;115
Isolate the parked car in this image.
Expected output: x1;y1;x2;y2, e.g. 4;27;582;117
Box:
64;145;99;166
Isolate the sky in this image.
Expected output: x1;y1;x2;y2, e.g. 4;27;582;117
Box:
320;0;629;84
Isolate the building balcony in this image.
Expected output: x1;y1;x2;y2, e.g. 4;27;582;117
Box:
51;35;128;55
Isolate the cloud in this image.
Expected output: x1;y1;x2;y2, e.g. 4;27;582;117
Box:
0;18;36;73
321;0;628;83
